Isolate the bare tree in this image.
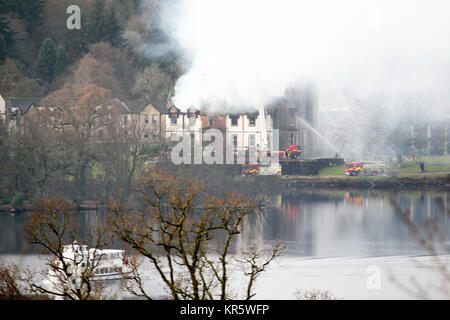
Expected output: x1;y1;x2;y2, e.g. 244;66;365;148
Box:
0;263;29;300
23;197;110;300
98;111;164;197
132;64;173;106
41;84;113;202
109;168;283;300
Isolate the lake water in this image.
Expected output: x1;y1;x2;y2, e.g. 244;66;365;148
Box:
1;189;448;256
1;189;449;299
244;189;449;257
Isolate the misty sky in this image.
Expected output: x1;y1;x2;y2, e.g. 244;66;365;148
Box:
157;0;450;114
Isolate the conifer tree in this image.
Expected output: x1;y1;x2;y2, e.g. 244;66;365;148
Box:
0;15;14;62
33;38;56;82
53;44;69;77
10;0;44;36
87;0;123;47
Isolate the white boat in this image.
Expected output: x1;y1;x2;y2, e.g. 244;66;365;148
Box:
43;241;132;296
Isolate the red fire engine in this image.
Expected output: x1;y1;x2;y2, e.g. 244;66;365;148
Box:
345;162;363;176
345;162;385;176
268;145;302;160
241;164;259;176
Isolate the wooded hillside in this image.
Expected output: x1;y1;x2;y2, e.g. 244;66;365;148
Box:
0;0;182;107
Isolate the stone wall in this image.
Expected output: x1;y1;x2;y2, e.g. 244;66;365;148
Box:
280;158;344;176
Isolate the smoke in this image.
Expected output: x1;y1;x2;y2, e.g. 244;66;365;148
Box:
152;0;450;113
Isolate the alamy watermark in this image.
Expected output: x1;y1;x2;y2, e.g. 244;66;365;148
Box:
67;5;81;30
170;129;280;165
366;265;381;290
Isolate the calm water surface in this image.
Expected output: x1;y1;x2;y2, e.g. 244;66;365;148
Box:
0;189;448;257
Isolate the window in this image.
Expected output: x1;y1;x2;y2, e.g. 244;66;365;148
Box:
189;116;196;126
144;131;149;139
289;109;296;126
171;116;177;125
232;135;238;147
249;134;255;147
144;114;149;124
290;133;295;145
123;115;128;126
231;116;238;126
249;117;256;126
152;115;157;124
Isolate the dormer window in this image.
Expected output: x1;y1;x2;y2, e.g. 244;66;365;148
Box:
230;115;238;126
248;116;256;127
189;116;196;126
169;106;179;126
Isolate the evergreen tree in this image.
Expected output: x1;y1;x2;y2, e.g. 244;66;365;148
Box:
53;44;69;77
10;0;44;36
33;38;56;82
0;1;12;15
0;15;14;62
87;0;124;47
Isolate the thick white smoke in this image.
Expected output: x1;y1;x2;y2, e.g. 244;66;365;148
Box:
157;0;450;113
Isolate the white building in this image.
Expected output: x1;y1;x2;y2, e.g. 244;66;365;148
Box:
164;105;203;144
162;104;274;153
225;108;274;152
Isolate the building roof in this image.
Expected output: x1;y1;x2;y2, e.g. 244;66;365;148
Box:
201;115;211;128
211;115;226;131
5;98;41;114
127;99;168;114
105;98;131;113
151;101;168;113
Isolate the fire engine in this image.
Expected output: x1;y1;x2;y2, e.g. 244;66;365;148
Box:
268;145;302;160
345;162;385;176
242;164;259;176
345;162;363;176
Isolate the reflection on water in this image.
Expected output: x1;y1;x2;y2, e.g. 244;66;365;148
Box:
0;190;449;258
243;190;449;257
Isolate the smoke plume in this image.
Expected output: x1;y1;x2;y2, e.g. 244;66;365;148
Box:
154;0;450;114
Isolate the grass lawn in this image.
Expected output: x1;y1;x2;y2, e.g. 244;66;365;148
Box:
398;155;450;174
318;165;345;176
318;155;450;177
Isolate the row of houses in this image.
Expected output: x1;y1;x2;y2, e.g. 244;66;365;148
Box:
1;85;317;156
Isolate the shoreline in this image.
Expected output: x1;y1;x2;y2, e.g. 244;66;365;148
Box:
1;174;449;214
280;174;450;191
